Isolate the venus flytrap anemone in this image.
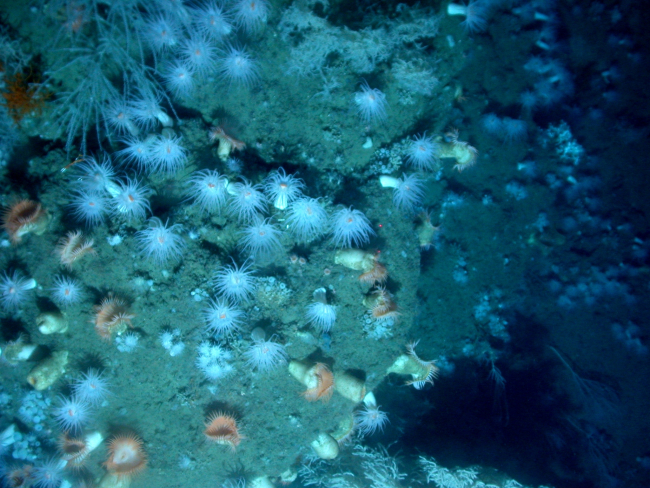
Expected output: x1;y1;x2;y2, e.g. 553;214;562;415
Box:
416;211;441;251
93;293;135;342
358;261;387;286
386;341;440;389
2;199;50;244
104;433;147;479
59;431;104;469
363;287;399;323
55;231;95;268
204;412;243;450
439;129;478;172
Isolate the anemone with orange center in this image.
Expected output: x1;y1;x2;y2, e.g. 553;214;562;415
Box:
55;230;95;268
204;412;243;450
104;434;147;478
302;363;335;402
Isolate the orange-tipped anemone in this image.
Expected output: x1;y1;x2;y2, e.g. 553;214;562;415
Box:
204;412;242;450
302;363;335;402
104;434;147;478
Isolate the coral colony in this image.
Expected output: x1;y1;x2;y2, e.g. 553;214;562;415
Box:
0;1;647;488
